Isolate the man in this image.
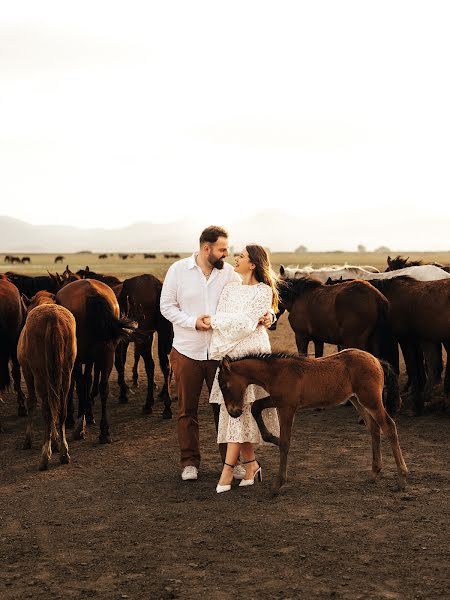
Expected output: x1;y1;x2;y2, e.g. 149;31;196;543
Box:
160;226;272;481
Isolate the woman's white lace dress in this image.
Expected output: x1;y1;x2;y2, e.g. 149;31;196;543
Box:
209;281;280;444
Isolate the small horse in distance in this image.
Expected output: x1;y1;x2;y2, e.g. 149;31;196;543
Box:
218;350;408;494
54;255;65;264
18;291;76;470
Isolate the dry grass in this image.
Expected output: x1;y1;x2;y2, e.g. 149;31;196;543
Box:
2;250;450;280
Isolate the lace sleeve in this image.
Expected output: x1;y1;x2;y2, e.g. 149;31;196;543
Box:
209;285;272;359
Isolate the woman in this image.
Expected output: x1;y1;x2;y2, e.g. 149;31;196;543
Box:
203;244;280;493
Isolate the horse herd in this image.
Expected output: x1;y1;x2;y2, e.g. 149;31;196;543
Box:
0;255;448;476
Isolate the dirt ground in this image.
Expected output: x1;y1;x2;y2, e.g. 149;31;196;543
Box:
0;314;449;600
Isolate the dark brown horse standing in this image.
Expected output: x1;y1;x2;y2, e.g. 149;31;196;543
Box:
0;276;26;418
277;275;398;371
116;274;173;418
18;291;76;470
218;350;408;494
56;279;135;442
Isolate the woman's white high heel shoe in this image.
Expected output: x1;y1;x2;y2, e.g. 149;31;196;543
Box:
239;460;262;487
216;461;235;494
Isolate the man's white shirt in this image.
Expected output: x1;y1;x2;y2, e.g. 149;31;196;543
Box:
160;253;241;360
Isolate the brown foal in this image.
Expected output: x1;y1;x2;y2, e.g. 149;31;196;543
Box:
218;349;408;494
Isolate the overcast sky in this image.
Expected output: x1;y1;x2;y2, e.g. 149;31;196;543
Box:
1;1;449;246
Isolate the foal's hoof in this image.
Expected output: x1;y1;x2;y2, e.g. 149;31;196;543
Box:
60;453;70;465
18;405;28;417
142;404;153;415
162;409;172;420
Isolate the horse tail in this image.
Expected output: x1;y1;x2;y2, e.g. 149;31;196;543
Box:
86;294;136;343
369;295;399;374
44;318;64;425
0;315;11;391
379;359;401;416
156;310;173;357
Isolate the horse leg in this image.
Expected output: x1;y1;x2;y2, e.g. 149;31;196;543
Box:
98;351;114;444
350;397;382;481
401;339;424;415
90;365;100;407
295;334;309;356
368;405;408;490
58;381;70;465
36;378;52;470
251;397;280;446
132;343;140;388
66;376;75;428
73;362;87;440
157;331;172;419
22;368;36;450
11;352;27;416
115;340;129;403
444;341;450;397
272;405;296;494
84;362;95;424
421;341;442;405
314;341;324;358
141;333;156;415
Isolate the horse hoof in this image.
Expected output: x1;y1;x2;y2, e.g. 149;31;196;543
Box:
23;440;32;450
38;462;49;471
86;415;96;425
73;430;86;441
118;397;129;404
142;405;153;415
60;454;70;464
99;435;112;444
18;406;28;417
162;410;172;420
65;418;75;429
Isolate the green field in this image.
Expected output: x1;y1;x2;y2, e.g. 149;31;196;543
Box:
2;251;450;280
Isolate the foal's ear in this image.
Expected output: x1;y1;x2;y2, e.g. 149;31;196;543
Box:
222;355;232;372
279;265;285;276
21;294;31;307
387;256;391;263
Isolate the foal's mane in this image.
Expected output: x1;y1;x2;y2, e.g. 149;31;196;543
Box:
228;351;302;363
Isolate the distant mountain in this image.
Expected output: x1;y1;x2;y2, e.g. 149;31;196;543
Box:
0;212;449;252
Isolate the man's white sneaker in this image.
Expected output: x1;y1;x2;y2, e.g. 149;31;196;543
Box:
233;464;246;480
181;466;198;481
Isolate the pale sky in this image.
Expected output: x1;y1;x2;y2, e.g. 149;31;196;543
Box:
1;1;449;243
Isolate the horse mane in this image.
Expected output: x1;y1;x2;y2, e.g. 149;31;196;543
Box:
367;275;414;293
228;351;302;363
391;255;423;267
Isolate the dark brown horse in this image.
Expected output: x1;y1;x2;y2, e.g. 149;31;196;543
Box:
367;276;450;414
56;279;135;442
116;274;173;418
18;291;76;470
76;266;122;288
218;350;408;494
277;276;398;371
0;277;26;419
386;255;450;273
5;272;59;296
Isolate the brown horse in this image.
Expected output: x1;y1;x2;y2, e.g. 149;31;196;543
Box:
386;255;450;273
76;266;122;288
18;291;76;470
367;276;450;414
56;279;135;442
0;277;26;419
277;276;398;371
218;350;408;494
116;274;173;418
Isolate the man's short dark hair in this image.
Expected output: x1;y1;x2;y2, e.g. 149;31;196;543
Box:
199;225;228;246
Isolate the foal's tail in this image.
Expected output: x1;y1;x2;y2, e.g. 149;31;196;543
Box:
379;359;401;416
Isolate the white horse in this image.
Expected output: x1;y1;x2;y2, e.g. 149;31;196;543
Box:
281;264;450;282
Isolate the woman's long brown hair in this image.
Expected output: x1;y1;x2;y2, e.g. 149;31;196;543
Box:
246;244;279;312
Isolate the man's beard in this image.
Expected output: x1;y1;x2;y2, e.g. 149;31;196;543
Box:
208;255;225;270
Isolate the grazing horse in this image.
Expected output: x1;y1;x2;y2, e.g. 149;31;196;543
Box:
277;276;398;371
385;255;450;273
21;257;31;264
218;350;408;493
98;254;108;259
116;274;173;418
76;266;121;288
54;255;65;264
282;264;450;283
18;291;76;470
0;277;27;418
56;279;135;442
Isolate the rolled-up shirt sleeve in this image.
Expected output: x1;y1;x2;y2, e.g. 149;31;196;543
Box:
160;265;197;330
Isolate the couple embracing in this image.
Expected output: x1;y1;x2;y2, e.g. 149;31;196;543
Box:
160;225;279;493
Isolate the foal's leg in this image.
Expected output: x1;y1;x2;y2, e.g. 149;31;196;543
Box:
22;367;36;450
11;352;27;416
351;397;382;481
272;405;296;494
369;406;408;490
251;397;280;446
58;380;71;464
